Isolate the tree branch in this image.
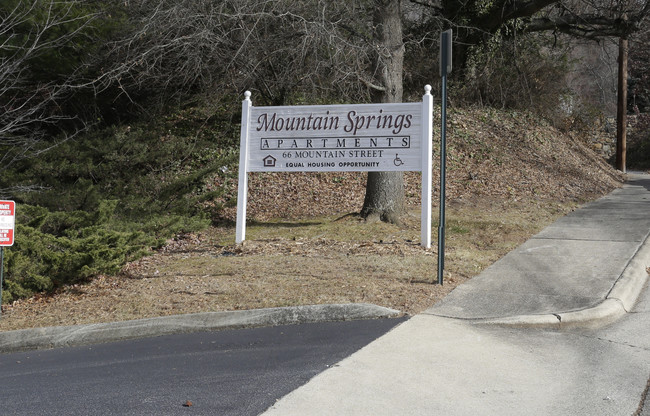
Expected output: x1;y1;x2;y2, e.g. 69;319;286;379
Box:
359;76;387;92
527;13;642;38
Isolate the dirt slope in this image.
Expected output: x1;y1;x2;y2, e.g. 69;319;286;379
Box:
231;107;623;221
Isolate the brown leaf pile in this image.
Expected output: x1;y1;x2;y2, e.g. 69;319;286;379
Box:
219;107;622;222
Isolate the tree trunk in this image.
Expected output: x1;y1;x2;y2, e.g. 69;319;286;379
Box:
360;0;405;223
616;36;628;173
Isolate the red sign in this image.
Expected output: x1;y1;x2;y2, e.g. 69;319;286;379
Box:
0;200;15;246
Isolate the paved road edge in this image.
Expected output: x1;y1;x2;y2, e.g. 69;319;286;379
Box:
474;231;650;330
0;303;401;353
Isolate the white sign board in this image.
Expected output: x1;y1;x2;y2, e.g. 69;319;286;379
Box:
236;86;434;247
247;103;422;172
0;200;15;246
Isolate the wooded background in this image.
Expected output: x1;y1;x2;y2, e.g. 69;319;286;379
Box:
0;0;648;303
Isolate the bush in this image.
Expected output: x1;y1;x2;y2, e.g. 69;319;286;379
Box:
5;103;239;220
2;202;160;304
1;103;240;303
628;114;650;170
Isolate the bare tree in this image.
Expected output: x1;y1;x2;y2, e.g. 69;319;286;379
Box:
361;0;407;223
0;0;97;194
527;0;649;37
91;0;415;223
90;0;377;107
629;24;650;112
89;0;650;221
531;0;650;172
412;0;648;173
409;0;649;74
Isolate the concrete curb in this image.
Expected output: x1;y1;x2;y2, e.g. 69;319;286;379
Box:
475;231;650;330
0;303;401;353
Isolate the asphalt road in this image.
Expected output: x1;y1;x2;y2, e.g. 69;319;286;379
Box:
0;317;406;416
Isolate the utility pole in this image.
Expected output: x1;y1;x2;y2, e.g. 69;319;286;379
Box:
616;35;628;173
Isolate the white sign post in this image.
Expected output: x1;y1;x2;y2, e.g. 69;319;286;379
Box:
236;86;433;247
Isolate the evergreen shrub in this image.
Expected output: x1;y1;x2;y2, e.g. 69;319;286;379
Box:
2;202;160;304
1;104;239;303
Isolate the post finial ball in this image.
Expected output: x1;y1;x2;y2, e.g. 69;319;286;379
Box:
424;85;432;94
244;91;251;99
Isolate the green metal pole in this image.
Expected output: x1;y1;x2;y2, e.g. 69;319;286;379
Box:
438;74;447;285
438;29;451;285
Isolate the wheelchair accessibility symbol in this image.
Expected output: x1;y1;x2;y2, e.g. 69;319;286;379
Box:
393;154;404;167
